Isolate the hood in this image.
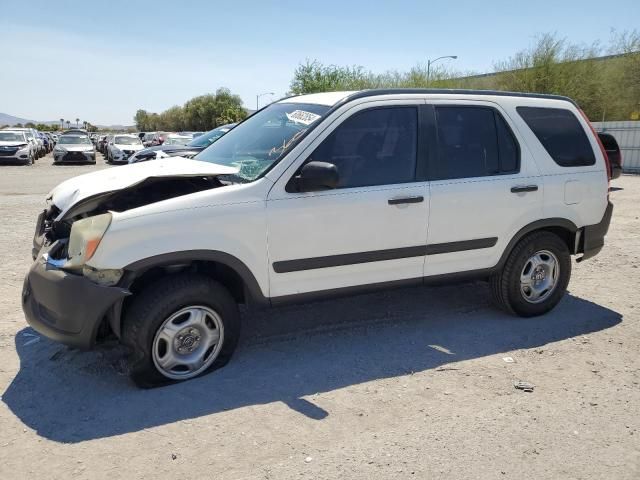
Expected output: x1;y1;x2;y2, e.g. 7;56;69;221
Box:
59;144;94;152
0;141;27;147
114;143;144;151
49;157;239;219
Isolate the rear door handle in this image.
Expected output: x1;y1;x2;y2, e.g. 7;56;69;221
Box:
388;196;424;205
511;185;538;193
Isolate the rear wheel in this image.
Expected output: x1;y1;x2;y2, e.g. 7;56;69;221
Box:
122;274;240;388
490;231;571;317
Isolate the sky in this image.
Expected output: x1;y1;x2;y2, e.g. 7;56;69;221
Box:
1;0;638;125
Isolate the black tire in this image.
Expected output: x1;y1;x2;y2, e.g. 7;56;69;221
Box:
122;273;240;388
490;231;571;317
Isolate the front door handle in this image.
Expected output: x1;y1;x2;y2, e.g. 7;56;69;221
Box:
511;185;538;193
388;196;424;205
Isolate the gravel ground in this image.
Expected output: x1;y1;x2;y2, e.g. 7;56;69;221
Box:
0;153;638;479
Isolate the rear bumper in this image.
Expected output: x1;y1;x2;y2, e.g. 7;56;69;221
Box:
22;254;129;350
578;201;613;262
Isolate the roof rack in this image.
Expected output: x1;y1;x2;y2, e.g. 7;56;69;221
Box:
344;88;577;106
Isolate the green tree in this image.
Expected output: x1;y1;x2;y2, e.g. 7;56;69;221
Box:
287;31;639;121
134;109;150;131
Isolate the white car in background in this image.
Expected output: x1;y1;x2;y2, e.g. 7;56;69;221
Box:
107;134;145;164
53;134;96;164
4;127;41;159
0;130;34;165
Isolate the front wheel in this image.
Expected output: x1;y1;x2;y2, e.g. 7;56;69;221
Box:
122;274;240;388
490;231;571;317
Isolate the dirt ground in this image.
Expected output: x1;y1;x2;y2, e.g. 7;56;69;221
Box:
0;153;638;479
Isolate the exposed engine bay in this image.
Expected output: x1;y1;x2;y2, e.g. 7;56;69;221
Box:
34;175;224;258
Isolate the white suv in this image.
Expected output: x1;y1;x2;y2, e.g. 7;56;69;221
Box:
23;89;613;387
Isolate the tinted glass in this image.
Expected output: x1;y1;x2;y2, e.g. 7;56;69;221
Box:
311;107;417;188
434;106;519;180
435;107;498;179
517;106;595;167
496;113;519;173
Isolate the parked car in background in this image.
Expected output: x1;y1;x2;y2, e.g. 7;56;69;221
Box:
106;134;144;164
39;132;52;153
150;132;169;146
53;134;96;164
164;134;192;146
598;132;623;180
23;90;613;387
0;130;34;165
128;124;235;163
4;127;41;159
141;132;156;147
63;128;89;136
97;135;109;154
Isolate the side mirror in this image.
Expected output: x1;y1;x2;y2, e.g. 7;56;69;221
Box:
289;161;339;192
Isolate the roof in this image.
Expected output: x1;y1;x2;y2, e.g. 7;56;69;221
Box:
280;91;358;106
282;88;576;107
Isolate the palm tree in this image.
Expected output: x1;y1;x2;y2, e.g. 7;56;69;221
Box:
75;118;79;128
60;118;64;130
82;121;87;130
66;120;70;129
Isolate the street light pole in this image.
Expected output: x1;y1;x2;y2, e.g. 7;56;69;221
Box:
256;92;275;110
426;55;458;87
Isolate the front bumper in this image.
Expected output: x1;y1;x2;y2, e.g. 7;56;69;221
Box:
22;252;130;350
0;149;30;162
578;201;613;262
111;151;137;164
54;151;95;163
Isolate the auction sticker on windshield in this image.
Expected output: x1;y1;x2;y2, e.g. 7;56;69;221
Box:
286;110;321;126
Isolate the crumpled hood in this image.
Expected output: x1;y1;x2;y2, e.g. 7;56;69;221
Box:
48;157;239;219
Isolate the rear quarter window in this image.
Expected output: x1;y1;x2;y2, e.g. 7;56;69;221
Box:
517;106;595;167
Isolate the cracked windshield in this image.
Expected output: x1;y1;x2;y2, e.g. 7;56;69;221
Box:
194;102;329;181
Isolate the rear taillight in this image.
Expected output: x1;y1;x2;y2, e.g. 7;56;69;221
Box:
579;108;610;183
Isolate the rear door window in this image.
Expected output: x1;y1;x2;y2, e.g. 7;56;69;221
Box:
433;106;519;180
517;106;595;167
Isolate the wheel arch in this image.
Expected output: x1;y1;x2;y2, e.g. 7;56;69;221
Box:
496;218;579;271
110;250;269;338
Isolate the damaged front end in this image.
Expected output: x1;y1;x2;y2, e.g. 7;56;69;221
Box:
33;174;227;262
25;162;238;349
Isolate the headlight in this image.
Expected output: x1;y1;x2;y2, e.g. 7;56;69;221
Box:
65;213;112;270
54;146;66;153
84;148;95;153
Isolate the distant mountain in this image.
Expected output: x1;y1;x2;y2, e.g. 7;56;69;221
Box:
0;113;61;127
0;112;34;126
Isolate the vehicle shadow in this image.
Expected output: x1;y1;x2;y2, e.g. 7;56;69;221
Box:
2;282;621;443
